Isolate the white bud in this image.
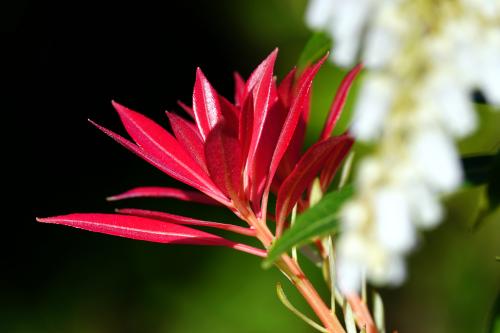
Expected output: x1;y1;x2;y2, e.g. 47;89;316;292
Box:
305;0;334;29
410;128;463;192
408;185;443;229
337;258;363;294
352;75;395;140
374;187;415;253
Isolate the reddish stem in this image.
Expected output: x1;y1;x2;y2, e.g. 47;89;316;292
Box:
346;294;377;333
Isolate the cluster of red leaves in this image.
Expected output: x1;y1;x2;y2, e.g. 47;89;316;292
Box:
38;50;361;257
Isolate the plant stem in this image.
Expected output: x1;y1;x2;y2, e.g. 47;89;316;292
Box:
277;255;346;333
246;212;344;332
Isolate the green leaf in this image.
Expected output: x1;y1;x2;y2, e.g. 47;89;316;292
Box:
297;32;332;72
263;186;353;268
459;104;500;156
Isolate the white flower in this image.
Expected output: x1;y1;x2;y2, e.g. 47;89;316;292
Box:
407;184;443;229
306;0;500;293
306;0;375;67
352;75;395;140
373;187;415;253
410;128;463;192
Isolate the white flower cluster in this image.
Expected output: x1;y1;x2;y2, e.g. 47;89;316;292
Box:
307;0;500;293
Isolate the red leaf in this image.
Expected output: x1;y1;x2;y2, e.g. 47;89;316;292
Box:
192;68;223;139
266;55;328;193
37;213;232;246
319;63;362;140
278;67;297;108
234;72;245;107
107;186;220;205
37;213;266;257
116;208;255;236
218;95;240;137
205;124;242;200
245;48;278;95
319;134;354;191
166;111;207;172
111;102;224;195
278;87;311;181
239;94;254;193
89;119;230;205
177;100;195;119
246;50;278;183
248;99;288;210
276;135;352;225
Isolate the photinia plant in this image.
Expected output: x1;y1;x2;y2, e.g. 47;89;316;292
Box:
38;48;375;333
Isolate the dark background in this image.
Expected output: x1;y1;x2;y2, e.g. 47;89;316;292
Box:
8;1;500;332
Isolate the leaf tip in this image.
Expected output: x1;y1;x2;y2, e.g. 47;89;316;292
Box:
36;216;52;224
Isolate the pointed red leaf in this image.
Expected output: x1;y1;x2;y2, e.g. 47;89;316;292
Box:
280;87;311;173
177;100;195;119
239;94;254;194
37;213;230;245
218;95;240;137
276;135;353;226
192;68;223;139
273;95;310;191
246;50;279;181
245;48;278;94
278;67;297;108
248;99;288;209
111;101;223;194
116;208;255;236
89;119;229;205
166;111;207;172
265;55;328;193
320;63;362;140
234;72;246;107
37;213;266;257
205;124;242;200
319;134;354;191
107;186;220;205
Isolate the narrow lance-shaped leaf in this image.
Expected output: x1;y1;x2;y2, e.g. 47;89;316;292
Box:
166;111;207;172
192;68;223;140
246;50;279;192
265;54;328;195
245;48;278;96
320;64;363;140
276;136;353;228
263;185;354;267
177;100;195;119
239;93;254;175
89;119;229;205
278;67;297;108
249;99;289;211
111;102;227;199
234;72;246;107
320;134;355;191
279;88;311;178
37;214;266;257
205;123;243;200
218;95;240;137
107;186;220;205
116;208;255;236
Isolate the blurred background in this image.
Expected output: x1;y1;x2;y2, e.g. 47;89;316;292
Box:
9;0;500;332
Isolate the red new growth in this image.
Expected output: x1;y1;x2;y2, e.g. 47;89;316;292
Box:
38;49;362;333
